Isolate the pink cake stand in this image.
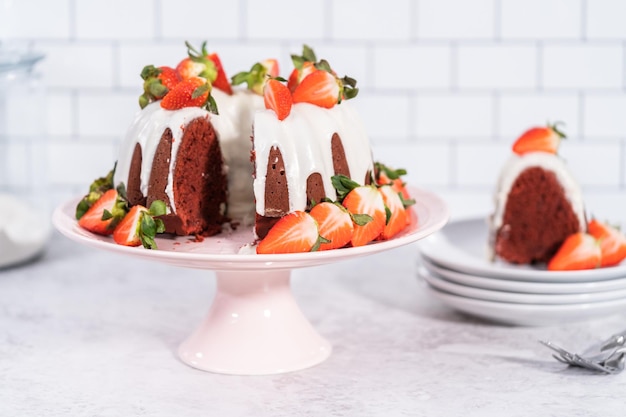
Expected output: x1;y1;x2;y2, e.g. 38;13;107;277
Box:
53;188;448;375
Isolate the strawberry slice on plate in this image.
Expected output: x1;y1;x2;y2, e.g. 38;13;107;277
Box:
78;188;127;236
113;200;166;249
337;181;386;247
587;219;626;267
309;202;355;251
512;123;566;155
256;211;325;254
75;166;115;220
375;162;412;201
547;232;601;271
378;185;410;240
264;78;293;121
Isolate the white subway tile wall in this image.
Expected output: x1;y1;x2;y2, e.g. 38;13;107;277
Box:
2;0;626;220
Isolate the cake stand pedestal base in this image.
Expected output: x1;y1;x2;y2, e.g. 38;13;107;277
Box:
177;269;331;375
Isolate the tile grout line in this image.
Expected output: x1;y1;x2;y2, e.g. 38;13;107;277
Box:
239;0;247;40
494;0;502;42
69;0;77;41
154;0;162;41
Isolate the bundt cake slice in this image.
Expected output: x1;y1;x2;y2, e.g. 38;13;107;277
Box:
490;124;586;264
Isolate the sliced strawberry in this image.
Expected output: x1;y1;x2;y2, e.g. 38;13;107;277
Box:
287;68;299;93
207;53;232;95
547;233;601;271
512;123;566;155
288;44;358;101
588;219;626;267
76;165;116;220
375;162;413;201
256;211;324;254
231;59;281;95
176;58;206;80
378;185;410;240
262;59;280;78
113;200;166;249
160;77;218;113
78;188;127;236
288;61;316;93
309;202;355;251
176;41;218;82
263;79;293;121
292;70;340;109
342;185;386;247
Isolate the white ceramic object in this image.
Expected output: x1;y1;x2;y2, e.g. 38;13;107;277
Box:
419;265;626;305
0;193;50;269
425;285;626;327
421;256;626;294
53;187;449;375
418;217;626;282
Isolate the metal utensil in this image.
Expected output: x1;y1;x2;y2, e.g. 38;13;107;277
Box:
540;330;626;374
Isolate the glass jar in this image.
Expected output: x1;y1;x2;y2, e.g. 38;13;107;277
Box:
0;48;50;268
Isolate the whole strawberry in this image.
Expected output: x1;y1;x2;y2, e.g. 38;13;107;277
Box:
160;77;218;113
138;65;181;109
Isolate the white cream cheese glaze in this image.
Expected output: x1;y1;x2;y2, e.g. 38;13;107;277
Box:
253;101;374;214
114;89;263;219
491;152;586;232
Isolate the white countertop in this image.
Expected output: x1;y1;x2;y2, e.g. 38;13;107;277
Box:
1;232;625;416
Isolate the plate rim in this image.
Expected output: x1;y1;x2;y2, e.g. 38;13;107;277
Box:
53;186;449;270
426;285;626;326
418;217;626;283
419;264;626;305
420;256;626;294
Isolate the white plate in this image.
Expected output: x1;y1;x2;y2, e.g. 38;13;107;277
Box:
421;256;626;294
426;285;626;326
417;217;626;283
419;265;626;305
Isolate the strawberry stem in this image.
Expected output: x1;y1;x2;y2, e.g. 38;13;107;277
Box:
75;163;117;220
549;121;567;139
331;174;361;202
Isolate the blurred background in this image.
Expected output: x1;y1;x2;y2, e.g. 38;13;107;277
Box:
1;0;626;220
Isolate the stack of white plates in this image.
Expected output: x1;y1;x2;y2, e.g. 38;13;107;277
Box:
417;217;626;326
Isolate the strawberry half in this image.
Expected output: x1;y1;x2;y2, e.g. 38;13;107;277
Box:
339;183;386;247
287;61;316;93
75;165;116;220
512;123;566;155
378;185;410;240
309;202;356;251
375;162;413;201
160;77;218;113
547;233;601;271
256;211;325;254
264;79;293;121
292;70;341;109
176;41;218;82
231;59;280;95
588;219;626;267
113;200;166;249
78;188;128;236
207;53;233;95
